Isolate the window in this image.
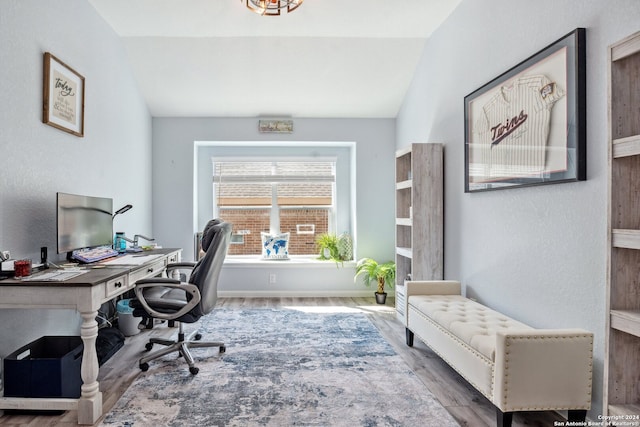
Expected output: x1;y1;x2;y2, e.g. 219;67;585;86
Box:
213;159;336;256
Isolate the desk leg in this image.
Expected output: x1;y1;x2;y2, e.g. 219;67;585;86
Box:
77;311;103;425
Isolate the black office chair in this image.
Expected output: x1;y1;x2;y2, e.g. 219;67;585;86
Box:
130;219;232;375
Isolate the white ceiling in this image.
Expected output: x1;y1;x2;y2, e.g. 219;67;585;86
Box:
88;0;461;118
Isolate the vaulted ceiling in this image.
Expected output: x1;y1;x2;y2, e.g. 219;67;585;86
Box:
89;0;461;118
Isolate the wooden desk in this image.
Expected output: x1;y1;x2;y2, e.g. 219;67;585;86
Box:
0;248;181;424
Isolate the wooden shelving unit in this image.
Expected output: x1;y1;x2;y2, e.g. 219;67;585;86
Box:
394;143;443;324
605;31;640;417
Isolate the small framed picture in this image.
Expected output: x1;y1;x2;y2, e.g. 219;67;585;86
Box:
43;52;85;137
259;119;293;133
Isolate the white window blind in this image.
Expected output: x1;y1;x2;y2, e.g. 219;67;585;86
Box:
213;160;335;207
213;161;335;184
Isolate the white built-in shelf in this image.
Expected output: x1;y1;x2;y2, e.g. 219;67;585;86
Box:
396;247;412;259
396;218;412;227
612;33;640;61
605;31;640;417
395;146;412;158
610;310;640;337
612;229;640;249
396;180;412;190
612;135;640;158
394;143;443;326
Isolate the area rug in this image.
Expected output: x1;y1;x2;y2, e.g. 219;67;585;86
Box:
100;308;459;427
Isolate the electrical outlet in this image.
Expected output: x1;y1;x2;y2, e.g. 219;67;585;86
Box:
269;273;276;284
1;251;10;261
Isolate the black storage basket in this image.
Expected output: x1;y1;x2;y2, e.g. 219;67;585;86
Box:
3;336;83;398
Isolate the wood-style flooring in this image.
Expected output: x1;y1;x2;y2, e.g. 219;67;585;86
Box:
0;297;566;427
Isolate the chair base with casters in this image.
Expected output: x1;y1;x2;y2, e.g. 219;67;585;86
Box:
139;321;225;375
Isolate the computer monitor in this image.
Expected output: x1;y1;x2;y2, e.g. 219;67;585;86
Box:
56;192;113;255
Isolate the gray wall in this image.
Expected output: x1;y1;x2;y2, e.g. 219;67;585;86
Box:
397;0;640;417
0;1;152;360
152;118;396;294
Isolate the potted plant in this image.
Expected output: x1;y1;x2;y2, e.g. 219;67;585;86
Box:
354;258;396;304
315;232;341;263
316;232;354;266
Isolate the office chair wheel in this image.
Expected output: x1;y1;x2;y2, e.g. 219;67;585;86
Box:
145;342;154;351
189;366;199;375
220;345;226;353
140;362;150;372
194;333;202;340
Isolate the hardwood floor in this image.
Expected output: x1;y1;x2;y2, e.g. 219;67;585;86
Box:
0;297;566;426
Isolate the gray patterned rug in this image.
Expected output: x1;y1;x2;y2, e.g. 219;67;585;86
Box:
100;307;459;427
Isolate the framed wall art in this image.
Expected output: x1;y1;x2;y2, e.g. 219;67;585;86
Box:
258;119;293;133
464;28;586;193
43;52;85;137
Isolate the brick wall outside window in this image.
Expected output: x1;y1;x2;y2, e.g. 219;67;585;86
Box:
220;209;270;255
280;209;329;255
220;208;329;256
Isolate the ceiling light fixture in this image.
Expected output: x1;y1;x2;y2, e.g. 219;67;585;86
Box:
243;0;303;16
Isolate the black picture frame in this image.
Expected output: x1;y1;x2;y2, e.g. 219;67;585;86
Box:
464;28;586;193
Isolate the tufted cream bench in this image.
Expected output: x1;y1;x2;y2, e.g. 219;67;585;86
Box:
402;280;593;427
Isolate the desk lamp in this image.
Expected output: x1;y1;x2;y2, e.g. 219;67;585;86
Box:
111;204;156;252
113;204;132;253
113;204;132;218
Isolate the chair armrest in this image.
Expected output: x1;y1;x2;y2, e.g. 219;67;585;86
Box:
167;262;196;270
493;329;593;412
136;277;181;285
165;262;197;280
133;280;201;321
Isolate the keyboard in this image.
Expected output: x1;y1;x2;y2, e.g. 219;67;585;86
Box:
22;270;87;282
72;246;119;263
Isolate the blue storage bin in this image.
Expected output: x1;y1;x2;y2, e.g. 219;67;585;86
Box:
3;336;83;398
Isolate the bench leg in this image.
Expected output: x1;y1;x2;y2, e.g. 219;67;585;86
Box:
405;328;414;347
568;410;587;423
496;409;513;427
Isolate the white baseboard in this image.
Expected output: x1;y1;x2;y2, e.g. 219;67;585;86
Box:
218;290;395;298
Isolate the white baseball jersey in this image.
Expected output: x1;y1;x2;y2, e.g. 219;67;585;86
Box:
473;74;565;181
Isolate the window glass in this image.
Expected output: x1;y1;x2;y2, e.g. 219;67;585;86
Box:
214;159;335;256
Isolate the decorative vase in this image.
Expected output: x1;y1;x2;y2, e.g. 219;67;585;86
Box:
337;233;353;261
375;292;387;305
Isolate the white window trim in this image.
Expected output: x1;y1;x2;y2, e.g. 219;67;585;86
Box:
194;141;356;262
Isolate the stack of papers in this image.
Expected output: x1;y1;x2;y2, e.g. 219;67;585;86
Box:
22;270;87;282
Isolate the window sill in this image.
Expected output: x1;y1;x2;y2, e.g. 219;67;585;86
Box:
223;256;356;269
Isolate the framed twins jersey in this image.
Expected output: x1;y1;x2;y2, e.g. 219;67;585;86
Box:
475;74;565;180
464;28;586;193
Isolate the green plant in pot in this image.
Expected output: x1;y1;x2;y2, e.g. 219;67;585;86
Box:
316;232;354;266
354;258;396;304
316;233;340;261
